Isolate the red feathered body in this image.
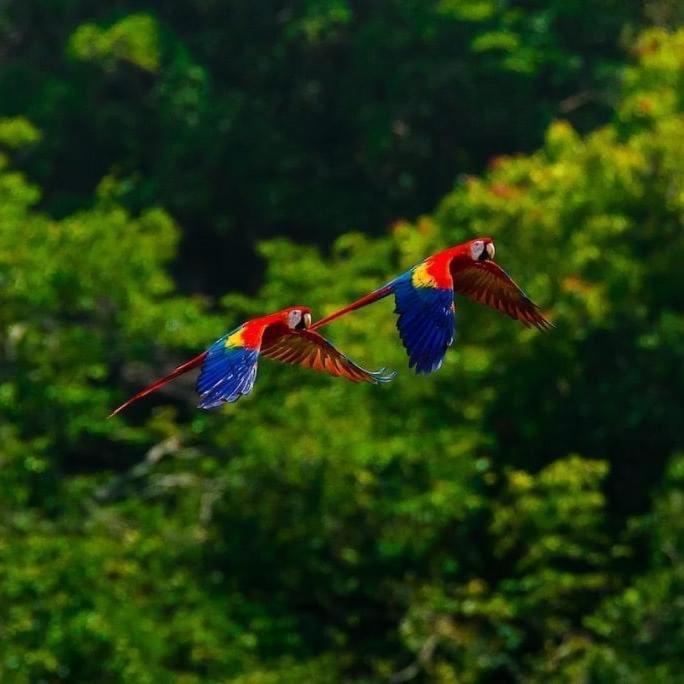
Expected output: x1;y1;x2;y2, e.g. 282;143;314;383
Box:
312;237;551;374
110;305;393;416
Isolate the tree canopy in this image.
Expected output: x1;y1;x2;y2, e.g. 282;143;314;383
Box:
0;4;683;682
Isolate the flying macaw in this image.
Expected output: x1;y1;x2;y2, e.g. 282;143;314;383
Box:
311;237;552;374
110;306;394;416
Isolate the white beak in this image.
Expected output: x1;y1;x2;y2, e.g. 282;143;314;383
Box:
486;242;496;259
303;313;312;328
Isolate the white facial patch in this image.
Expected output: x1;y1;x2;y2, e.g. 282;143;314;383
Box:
470;241;485;260
287;310;303;329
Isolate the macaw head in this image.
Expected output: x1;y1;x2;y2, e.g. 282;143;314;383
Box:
280;306;313;331
467;237;495;262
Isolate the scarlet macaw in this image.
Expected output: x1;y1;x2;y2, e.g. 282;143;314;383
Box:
311;238;552;374
110;306;394;416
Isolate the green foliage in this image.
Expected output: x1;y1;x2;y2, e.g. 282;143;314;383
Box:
287;0;353;43
0;0;649;292
68;14;162;72
0;10;682;684
0;117;41;148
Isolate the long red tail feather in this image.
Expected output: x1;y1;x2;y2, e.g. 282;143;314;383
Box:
311;285;394;331
109;350;208;418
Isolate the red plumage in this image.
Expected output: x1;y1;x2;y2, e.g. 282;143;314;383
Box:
314;237;551;332
109;351;208;417
311;237;552;374
110;305;393;416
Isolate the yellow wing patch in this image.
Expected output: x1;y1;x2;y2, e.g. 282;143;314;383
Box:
224;328;245;348
411;262;438;288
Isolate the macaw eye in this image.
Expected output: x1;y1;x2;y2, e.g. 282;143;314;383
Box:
287;310;303;329
470;241;485;261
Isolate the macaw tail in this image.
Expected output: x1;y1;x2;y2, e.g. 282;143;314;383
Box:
109;350;208;418
311;284;395;331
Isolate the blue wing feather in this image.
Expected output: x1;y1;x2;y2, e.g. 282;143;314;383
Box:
391;272;455;374
196;332;260;409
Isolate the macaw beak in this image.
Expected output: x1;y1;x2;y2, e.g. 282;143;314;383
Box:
303;312;312;328
486;242;496;260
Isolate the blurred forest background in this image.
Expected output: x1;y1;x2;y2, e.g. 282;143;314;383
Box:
1;1;683;681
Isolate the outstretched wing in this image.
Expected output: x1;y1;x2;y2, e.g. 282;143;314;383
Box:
391;264;456;375
310;256;456;375
261;330;394;384
196;327;261;409
451;260;552;330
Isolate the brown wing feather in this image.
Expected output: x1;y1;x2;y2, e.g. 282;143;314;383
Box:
261;330;394;383
451;261;552;330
